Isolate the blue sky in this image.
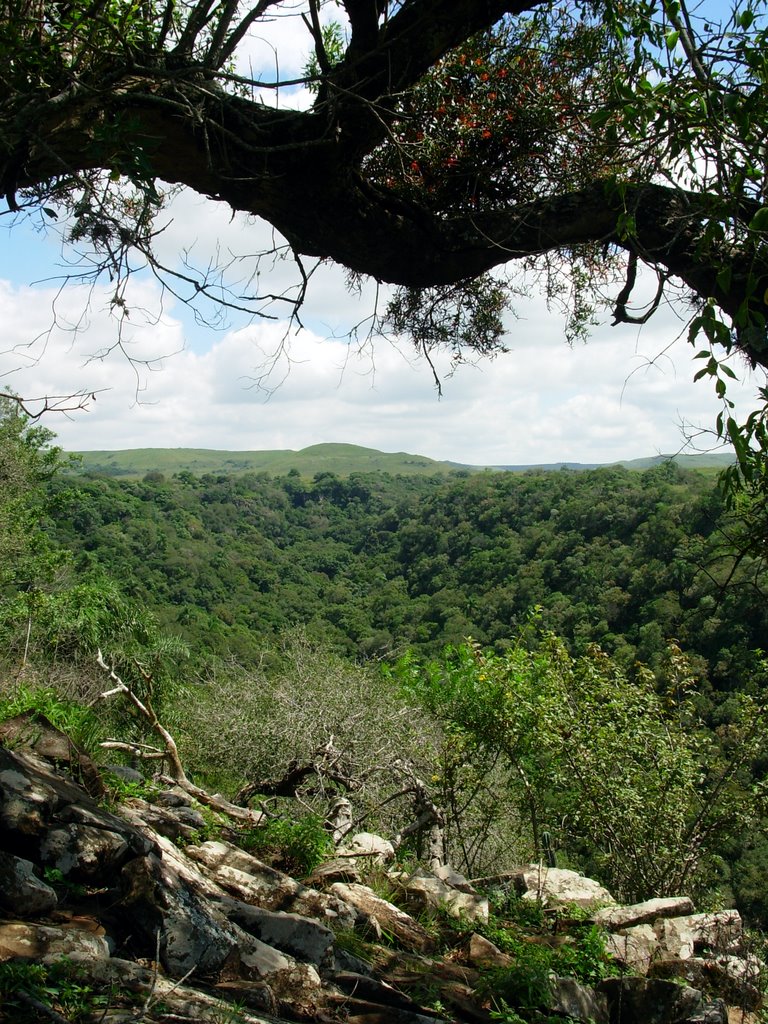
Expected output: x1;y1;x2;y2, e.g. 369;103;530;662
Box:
0;0;764;465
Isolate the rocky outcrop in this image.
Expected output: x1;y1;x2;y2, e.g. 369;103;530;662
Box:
0;731;763;1024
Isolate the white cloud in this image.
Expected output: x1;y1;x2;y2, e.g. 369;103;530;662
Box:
1;266;763;466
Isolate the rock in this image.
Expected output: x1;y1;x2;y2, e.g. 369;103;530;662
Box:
0;920;111;965
595;897;696;931
120;797;205;843
329;882;435;952
510;865;616;909
0;711;105;798
550;976;609;1024
120;853;239;978
467;931;513;968
90;957;287;1023
603;924;660;975
214;893;335;967
684;1000;728;1024
0;851;58;916
401;866;489;923
651;954;765;1011
103;764;145;785
0;746;155;879
232;921;323;1016
186;840;357;927
338;832;395;863
306;857;362;885
655;911;743;960
599;976;704;1024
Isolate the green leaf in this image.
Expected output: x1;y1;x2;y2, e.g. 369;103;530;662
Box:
749;207;768;232
665;29;679;49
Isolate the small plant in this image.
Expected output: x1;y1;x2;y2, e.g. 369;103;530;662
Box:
242;814;333;875
0;958;109;1022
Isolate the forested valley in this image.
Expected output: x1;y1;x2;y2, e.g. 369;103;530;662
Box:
3;403;768;933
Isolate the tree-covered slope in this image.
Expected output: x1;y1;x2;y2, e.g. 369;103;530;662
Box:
43;462;767;686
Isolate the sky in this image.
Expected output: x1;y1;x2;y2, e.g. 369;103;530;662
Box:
0;1;764;468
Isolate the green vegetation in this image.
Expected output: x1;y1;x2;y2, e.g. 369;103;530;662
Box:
40;458;767;688
68;444;465;480
2;405;768;929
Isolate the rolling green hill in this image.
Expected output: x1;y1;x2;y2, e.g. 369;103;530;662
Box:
68;443;735;479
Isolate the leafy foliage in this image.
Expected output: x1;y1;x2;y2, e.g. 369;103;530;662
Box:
396;631;768;901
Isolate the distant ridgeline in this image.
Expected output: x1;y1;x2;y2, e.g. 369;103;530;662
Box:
67;443;735;479
48;446;759;691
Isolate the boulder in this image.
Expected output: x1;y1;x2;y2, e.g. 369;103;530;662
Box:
0;920;110;965
550;976;610;1024
214;893;335;968
651;954;765;1011
598;976;704;1024
515;865;616;909
655;911;743;960
0;746;154;879
401;866;489;923
0;851;58;916
338;832;396;863
329;882;435;952
595;897;696;931
186;840;357;927
603;924;661;975
467;932;513;969
120;853;239;978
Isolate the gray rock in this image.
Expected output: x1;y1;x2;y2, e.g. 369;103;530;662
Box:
550;975;609;1024
214;893;335;967
603;924;660;975
187;839;357;927
0;746;155;880
511;865;616;910
0;851;57;916
467;932;513;968
682;999;728;1024
0;920;111;964
655;911;742;959
120;853;238;978
329;882;434;952
599;976;704;1024
595;897;696;931
338;833;395;863
402;866;489;923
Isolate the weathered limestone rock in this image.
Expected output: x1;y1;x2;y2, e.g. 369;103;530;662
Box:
0;920;111;965
187;840;357;927
89;957;285;1023
401;866;489;923
0;746;154;878
214;893;335;968
656;911;743;960
550;976;610;1024
306;857;362;885
120;796;206;844
232;921;323;1016
338;832;396;863
120;853;239;978
598;976;705;1024
595;897;696;931
652;954;765;1011
0;851;57;916
329;882;435;952
467;931;513;968
510;865;616;909
604;924;661;975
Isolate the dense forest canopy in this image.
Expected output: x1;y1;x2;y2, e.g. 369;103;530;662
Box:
24;457;765;691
